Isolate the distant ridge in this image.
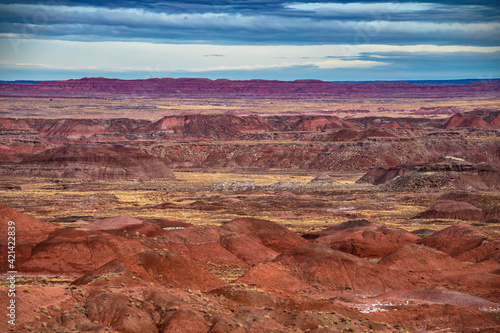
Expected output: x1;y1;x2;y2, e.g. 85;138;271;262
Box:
1;77;499;99
0;80;45;84
331;79;500;86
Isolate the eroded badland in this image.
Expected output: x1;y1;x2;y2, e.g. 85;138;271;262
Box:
1;78;500;333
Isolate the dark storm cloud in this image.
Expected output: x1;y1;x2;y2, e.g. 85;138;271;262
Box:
0;0;499;45
1;0;499;80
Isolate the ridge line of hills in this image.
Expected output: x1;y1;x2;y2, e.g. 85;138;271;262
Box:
1;77;499;98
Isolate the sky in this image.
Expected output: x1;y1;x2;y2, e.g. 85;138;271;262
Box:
0;0;499;81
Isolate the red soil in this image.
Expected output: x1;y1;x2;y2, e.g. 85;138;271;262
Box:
0;204;62;270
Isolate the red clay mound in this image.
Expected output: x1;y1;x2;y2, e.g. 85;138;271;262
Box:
19;228;147;277
273;243;413;293
137;250;227;291
490;116;500;128
235;262;312;292
0;204;62;270
19;144;176;181
83;215;165;237
220;218;310;253
379;286;500;310
74;250;226;291
413;200;485;221
443;113;494;129
160;226;250;268
418;224;500;262
303;220;419;258
85;291;158;333
219;233;279;266
378;244;469;273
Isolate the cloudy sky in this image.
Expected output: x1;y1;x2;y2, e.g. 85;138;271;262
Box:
0;0;499;81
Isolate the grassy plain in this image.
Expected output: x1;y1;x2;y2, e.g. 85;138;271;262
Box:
2;170;499;235
1;96;499;119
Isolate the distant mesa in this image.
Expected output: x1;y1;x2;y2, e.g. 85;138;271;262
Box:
3;144;177;181
1;77;499;99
